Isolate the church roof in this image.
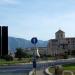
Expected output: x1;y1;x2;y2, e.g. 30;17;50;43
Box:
56;30;65;33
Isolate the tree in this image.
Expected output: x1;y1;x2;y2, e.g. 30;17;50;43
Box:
15;48;25;60
63;51;68;59
71;50;75;56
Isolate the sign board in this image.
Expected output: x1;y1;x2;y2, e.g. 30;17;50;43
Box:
31;37;38;44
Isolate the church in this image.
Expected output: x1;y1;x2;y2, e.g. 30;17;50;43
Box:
47;30;75;56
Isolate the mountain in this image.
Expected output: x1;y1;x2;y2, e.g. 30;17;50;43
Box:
8;37;48;52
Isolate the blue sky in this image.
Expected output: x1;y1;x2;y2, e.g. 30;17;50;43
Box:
0;0;75;40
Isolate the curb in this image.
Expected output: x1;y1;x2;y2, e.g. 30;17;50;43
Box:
44;67;53;75
62;70;74;75
29;69;34;75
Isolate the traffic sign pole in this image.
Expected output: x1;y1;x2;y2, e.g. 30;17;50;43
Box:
31;37;38;75
33;43;36;75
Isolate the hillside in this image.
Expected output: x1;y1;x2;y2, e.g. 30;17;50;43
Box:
8;37;48;52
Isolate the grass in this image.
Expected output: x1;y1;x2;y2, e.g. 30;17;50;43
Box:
49;65;75;75
63;64;75;71
63;65;75;75
63;66;75;70
0;58;32;66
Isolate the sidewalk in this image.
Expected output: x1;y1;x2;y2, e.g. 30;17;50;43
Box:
36;70;45;75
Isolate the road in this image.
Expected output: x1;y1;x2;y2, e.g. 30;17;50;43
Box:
0;64;33;73
0;58;75;73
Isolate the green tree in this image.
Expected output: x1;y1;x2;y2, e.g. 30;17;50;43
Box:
71;50;75;56
15;48;25;60
63;51;68;59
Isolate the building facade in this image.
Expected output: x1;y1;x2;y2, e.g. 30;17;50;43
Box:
0;26;8;57
47;30;75;56
24;47;47;56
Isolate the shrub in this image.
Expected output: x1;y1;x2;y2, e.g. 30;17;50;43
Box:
4;55;13;61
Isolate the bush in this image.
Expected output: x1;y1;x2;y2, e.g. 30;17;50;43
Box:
4;55;13;61
15;48;32;59
54;65;63;75
15;48;25;59
63;54;68;59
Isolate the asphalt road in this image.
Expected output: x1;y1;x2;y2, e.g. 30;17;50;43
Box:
0;58;75;73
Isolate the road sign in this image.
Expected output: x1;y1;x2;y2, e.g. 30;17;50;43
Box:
31;37;38;44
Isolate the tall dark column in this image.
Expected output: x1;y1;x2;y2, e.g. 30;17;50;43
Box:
0;26;1;57
2;26;8;56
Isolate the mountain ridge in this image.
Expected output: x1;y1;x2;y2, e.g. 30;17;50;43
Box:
8;37;48;52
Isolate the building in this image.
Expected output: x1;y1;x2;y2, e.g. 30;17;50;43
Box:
0;26;8;57
47;30;75;56
0;26;1;57
24;47;47;56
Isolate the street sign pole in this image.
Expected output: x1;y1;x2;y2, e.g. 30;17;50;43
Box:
33;44;36;75
31;37;38;75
